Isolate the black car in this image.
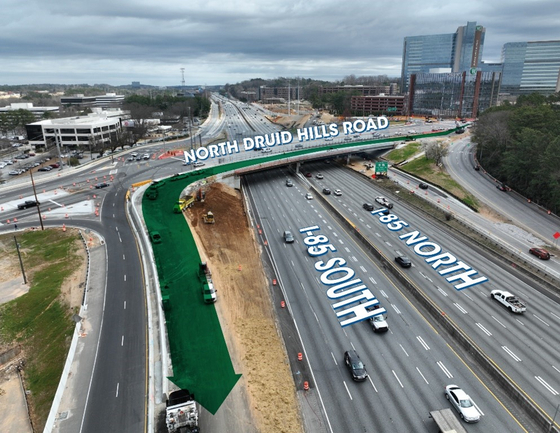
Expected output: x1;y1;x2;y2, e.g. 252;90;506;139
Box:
95;182;110;189
17;200;40;210
419;182;429;190
323;188;331;195
395;256;412;268
344;350;368;382
363;203;374;211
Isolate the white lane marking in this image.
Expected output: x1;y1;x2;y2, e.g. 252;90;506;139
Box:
360;266;367;273
392;370;404;388
392;304;401;315
118;232;122;243
379;290;387;298
476;323;492;336
343;381;353;400
122;254;125;260
121;336;124;346
533;314;550;327
350;342;356;351
351;256;358;262
502;346;522;362
417;336;430;351
454;303;468;314
368;375;378;392
115;383;119;397
369;277;377;285
417;367;429;384
344;247;351;252
491;316;507;328
550;312;560;320
124;301;126;309
552;365;560;374
400;344;409;357
464;293;474;301
331;352;338;366
535;376;559;395
437;361;453;378
437;286;448;297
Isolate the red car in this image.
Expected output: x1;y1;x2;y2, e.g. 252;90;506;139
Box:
529;247;550;260
305;172;312;177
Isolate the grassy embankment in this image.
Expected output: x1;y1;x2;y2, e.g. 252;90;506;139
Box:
0;229;82;430
385;141;480;211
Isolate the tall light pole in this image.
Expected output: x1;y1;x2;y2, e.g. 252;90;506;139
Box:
28;168;44;230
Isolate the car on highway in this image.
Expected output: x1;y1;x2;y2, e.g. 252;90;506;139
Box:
529;247;550;260
261;148;272;153
316;173;323;179
294;143;303;149
305;193;313;200
375;196;393;209
344;350;368;382
283;230;294;243
95;182;110;189
363;203;374;211
322;188;331;195
142;153;150;160
304;172;312;177
395;256;412;268
17;200;40;210
285;179;293;187
419;182;429;190
324;137;333;141
334;189;342;196
497;183;508;191
474;164;480;171
444;384;480;423
193;162;205;167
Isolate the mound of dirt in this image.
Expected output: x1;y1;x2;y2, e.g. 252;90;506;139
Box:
186;183;302;433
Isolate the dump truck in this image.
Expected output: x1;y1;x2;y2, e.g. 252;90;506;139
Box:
429;408;467;433
173;195;194;213
165;389;199;433
490;289;527;313
203;211;215;224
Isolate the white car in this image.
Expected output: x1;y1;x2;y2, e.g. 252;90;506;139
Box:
325;137;333;141
334;189;342;196
445;384;480;423
193;161;205;167
305;193;313;200
0;162;6;169
375;196;393;209
261;148;272;153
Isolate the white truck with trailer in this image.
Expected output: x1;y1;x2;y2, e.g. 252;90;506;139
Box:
165;389;199;433
490;289;527;313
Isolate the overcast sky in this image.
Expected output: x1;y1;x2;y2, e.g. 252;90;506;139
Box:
1;0;559;87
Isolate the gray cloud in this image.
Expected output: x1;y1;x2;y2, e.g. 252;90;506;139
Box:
1;0;558;86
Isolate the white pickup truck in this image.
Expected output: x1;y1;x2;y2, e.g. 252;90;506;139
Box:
490;289;527;313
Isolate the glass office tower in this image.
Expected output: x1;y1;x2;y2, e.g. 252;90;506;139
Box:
501;41;560;95
401;22;486;93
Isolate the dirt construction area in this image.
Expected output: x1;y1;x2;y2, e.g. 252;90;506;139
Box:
186;182;303;433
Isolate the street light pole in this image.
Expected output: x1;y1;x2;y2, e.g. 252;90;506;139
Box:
14;236;27;284
28;167;44;230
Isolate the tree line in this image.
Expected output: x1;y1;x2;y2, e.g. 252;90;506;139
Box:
472;93;560;213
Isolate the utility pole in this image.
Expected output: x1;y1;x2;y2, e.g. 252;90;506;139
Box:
28;168;44;230
14;236;27;284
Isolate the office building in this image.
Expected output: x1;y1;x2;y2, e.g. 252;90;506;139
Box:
0;102;59;120
408;71;501;118
500;40;560;96
61;93;125;109
26;108;125;148
350;95;405;116
318;85;394;96
401;22;486;92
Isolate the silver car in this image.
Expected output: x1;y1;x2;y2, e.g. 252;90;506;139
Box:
444;384;480;422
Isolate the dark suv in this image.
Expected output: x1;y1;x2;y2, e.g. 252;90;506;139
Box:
363;203;374;211
344;350;368;381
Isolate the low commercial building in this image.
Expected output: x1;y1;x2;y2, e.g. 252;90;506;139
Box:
350;95;406;116
61;93;125;109
25;108;125;149
0;102;59;120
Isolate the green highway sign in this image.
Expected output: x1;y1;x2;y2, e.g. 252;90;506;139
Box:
375;161;388;174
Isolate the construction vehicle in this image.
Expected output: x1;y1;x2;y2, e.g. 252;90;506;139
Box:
165;389;199;433
173;195;195;213
203;211;215;224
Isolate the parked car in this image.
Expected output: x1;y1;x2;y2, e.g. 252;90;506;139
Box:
444;384;480;423
142;153;151;160
529;247;550;260
38;166;52;171
395;256;412;268
363;203;374;211
344;350;368;382
49;163;60;168
322;188;331;195
9;169;23;175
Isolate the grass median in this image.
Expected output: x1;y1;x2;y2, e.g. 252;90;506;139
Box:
0;229;83;430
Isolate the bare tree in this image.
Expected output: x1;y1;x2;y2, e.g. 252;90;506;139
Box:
422;140;449;166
